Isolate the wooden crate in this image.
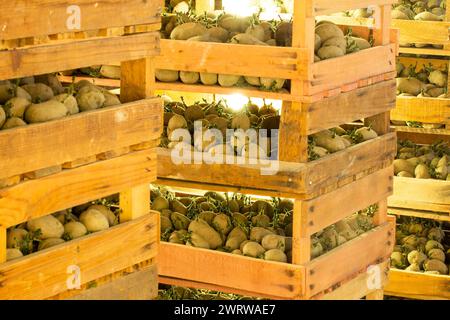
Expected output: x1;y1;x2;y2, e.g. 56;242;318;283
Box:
385;269;450;300
0;0;164;299
157;169;395;299
156;0;397;100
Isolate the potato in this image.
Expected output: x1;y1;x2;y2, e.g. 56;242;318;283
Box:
313;132;346;153
311;241;324;259
396;77;424;95
169;230;188;244
397;171;413;177
171;22;207;40
53;94;79;115
102;91;121;107
21;83;54;103
322;36;347;52
261;234;286;252
242;241;265;258
275;21;292;46
314;33;322;52
231;33;268;46
171;211;191;230
76;89;106;112
38;238;65;251
7;228;29;249
0;107;5;128
415;164;431;179
156;69;179;82
355;127;378;141
6;248;23;261
405;263;421;272
427;248;446;262
188;219;223;249
407;250;427;266
393;159;416;175
414;11;442;21
187;232;210;249
260;78;285;90
0;82;16;103
249;227;274;243
212;213;232;236
3;97;31;119
205;26;229;42
24;100;68;123
200;72;218;85
245;76;261;86
219;17;251;33
231;249;242;255
427;227;445;242
425;240;444;252
152;196;170;211
63;221;87;240
15;86;32;101
391;9;410;20
180;71;200;84
317;46;344;59
79;208;110;232
264;249;287;262
27;215;64;239
225;227;247;250
315;23;344;42
2;117;27;130
88;204;117;226
251;214;271;228
231;113;250;130
245;25;266;42
218;74;241;87
391;251;406;268
423;259;448;274
100;65;121;79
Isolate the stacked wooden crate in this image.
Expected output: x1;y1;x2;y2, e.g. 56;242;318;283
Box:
154;0;397;299
0;0;163;300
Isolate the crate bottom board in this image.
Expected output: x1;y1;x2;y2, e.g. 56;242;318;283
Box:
158;221;394;299
395;127;450;145
385;269;450;300
392;97;450;126
388;208;450;223
0;212;159;300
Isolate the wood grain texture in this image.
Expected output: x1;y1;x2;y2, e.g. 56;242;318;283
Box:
0;99;161;180
0;149;157;228
388;208;450;223
385;269;450;300
392;97;450;125
0;0;162;40
0;32;160;80
159;242;305;299
395;127;450;144
392;20;450;45
0;213;158;300
305;221;395;297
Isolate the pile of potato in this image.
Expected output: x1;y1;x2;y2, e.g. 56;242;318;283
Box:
391;217;449;275
392;0;446;49
6;198;118;262
396;61;448;98
0;74;121;130
162;96;279;157
309;126;379;160
152;188;376;262
394;140;450;180
157;10;372;90
158;285;253;300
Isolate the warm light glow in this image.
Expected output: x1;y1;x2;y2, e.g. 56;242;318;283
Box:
221;0;287;19
218;93;282;111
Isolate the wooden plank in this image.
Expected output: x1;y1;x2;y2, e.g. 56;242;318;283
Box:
121;58;156;102
0;0;162;40
58;75;121;88
304;132;396;194
304;166;393;235
0;32;160;80
0;149;157;228
0;99;161;180
388;208;450;223
309;44;396;95
392;97;450;125
292;199;310;264
388;177;450;214
0;213;158;300
305;80;396;135
0;227;5;263
120;186;152;222
159;242;305;299
398;47;450;57
278;101;308;162
156;39;306;79
392;20;450;45
385;269;450;300
313;0;397;16
69;264;158;300
396;127;450;144
305;221;395;297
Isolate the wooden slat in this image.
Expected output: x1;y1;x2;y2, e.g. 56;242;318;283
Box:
0;0;162;40
398;47;450;57
0;227;5;263
388;208;450;223
304;166;393;235
396;127;450;144
313;0;397;16
0;32;160;80
0;149;157;228
304;132;396;194
388;177;450;214
385;269;450;300
392;20;450;45
392;97;450;125
159;242;305;299
305;80;396;135
0;213;158;300
156;39;306;79
305;221;395;297
278;101;308;162
309;44;396;95
0;99;161;180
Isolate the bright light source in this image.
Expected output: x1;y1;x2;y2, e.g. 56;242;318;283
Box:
222;0;259;17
